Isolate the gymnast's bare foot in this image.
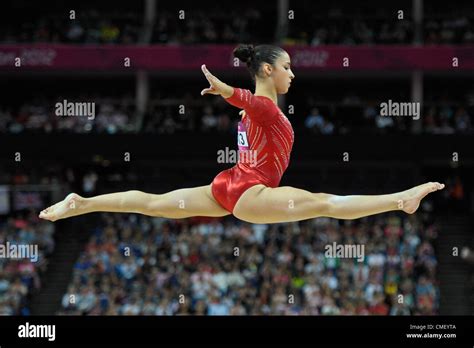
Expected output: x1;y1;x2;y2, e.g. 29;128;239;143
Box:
398;182;445;214
39;193;85;222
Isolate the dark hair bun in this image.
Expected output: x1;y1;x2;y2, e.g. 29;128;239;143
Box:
233;44;255;64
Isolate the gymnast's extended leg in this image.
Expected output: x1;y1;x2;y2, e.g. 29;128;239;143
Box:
39;185;230;222
232;182;445;224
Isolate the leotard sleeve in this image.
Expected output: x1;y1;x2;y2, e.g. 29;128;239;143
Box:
224;88;280;126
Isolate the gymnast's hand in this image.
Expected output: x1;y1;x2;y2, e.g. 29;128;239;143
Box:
200;64;234;98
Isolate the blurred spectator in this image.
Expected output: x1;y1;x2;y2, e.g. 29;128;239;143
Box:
82;171;99;196
201;106;218;132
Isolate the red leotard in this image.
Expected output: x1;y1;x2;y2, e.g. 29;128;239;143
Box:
211;88;294;213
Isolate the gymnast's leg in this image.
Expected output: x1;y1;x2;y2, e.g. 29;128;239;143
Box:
232;182;445;224
39;185;230;222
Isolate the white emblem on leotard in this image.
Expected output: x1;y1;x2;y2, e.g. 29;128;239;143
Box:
237;121;249;150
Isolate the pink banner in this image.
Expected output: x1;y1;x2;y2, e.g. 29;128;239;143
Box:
0;44;473;71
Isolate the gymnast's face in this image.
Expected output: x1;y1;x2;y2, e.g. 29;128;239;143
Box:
261;51;295;94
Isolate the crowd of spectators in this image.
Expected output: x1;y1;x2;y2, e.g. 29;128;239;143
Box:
57;211;439;315
424;0;474;44
424;17;474;45
421;106;473;134
300;89;474;135
152;8;273;45
0;7;271;45
2;90;473;135
2;2;473;45
0;96;136;134
287;17;473;46
6;14;474;46
0;211;55;315
0;10;141;44
285;16;414;46
143;96;235;134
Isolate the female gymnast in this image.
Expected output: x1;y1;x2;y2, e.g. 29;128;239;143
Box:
39;44;444;224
